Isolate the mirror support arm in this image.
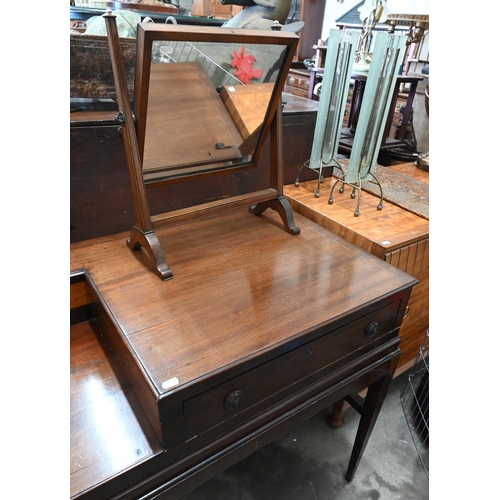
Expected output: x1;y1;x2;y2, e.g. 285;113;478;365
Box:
249;104;300;235
104;10;173;281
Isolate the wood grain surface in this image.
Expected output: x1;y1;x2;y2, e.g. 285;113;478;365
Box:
70;207;416;497
70;208;415;397
70;319;162;498
142;62;244;172
284;178;429;260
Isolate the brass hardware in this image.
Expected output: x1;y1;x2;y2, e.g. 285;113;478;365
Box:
115;111;125;124
365;321;379;338
224;390;244;411
403;305;411;319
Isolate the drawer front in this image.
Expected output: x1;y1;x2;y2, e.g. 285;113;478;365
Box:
284;72;310;98
183;299;401;439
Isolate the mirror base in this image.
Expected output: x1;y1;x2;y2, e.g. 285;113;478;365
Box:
127;226;174;281
249;196;300;236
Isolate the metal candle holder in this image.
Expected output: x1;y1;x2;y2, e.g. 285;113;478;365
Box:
328;31;406;216
295;29;358;198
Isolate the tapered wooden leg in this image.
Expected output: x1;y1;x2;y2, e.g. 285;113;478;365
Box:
345;367;397;482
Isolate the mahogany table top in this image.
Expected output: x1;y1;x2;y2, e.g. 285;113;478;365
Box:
70;207;415;398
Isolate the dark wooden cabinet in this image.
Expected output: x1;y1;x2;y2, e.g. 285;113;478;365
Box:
283;68;310;98
70;94;320;243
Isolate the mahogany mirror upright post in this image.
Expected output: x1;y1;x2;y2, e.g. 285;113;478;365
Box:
104;11;300;280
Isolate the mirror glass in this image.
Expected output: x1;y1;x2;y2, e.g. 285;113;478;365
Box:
136;35;289;183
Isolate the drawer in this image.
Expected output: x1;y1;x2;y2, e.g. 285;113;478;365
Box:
284;71;310;98
183;299;401;439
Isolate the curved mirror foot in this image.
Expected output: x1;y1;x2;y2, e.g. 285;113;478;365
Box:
127;226;173;281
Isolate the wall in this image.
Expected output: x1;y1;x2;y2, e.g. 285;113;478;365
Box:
178;0;300;21
165;1;430;31
321;0;429;40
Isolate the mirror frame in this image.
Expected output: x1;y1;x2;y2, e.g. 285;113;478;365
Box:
134;23;298;184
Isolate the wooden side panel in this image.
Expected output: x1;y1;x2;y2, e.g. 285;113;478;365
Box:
412;238;428;275
385;249;399;269
397;270;429;367
384;239;429;368
384;237;429;275
70;280;92;310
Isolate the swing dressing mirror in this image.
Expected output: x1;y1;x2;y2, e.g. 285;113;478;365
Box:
105;17;299;280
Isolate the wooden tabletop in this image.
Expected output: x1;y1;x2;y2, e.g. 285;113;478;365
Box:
284;162;429;260
70;207;415;398
390;161;429;183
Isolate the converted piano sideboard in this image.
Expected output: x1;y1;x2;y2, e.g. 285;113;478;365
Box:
70;207;416;500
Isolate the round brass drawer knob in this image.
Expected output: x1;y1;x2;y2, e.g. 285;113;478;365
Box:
365;321;380;338
225;390;244;411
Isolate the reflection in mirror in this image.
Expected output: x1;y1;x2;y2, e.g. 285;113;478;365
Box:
140;40;287;182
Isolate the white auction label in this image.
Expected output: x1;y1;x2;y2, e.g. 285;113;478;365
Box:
162;377;180;390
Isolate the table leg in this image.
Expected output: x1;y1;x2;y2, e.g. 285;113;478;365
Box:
329;399;345;429
345;358;399;482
